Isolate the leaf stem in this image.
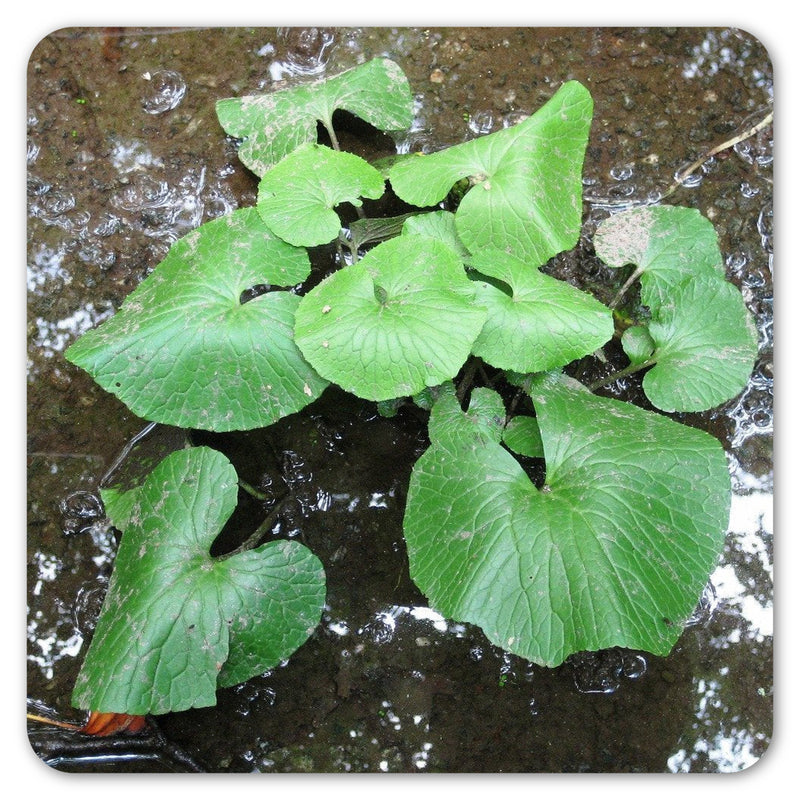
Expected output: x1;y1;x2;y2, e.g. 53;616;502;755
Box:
100;421;159;487
322;118;341;152
456;358;480;405
238;479;269;501
609;264;645;310
217;493;292;559
588;358;657;391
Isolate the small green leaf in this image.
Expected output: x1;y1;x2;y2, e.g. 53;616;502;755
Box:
594;205;726;308
403;374;730;667
467;249;613;372
621;325;656;365
257;144;386;247
502;416;544;459
216;58;414;176
294;236;487;401
72;447;326;715
401;209;470;260
65;208;329;432
388;81;593;264
426;384;506;451
641;274;759;412
594;205;757;411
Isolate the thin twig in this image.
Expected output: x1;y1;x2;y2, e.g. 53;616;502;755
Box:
27;713;82;731
585;107;773;209
661;109;773;202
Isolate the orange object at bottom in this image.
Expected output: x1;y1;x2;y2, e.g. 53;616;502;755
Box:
81;711;148;736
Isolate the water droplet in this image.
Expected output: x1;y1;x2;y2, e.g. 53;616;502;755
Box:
620;652;647;680
757;203;772;252
72;581;108;634
468;110;494;136
684;582;718;628
610;164;634;181
674;162;704;188
726;252;748;273
740;181;760;198
39;189;76;220
27;138;40;165
59;490;104;536
272;28;335;79
569;648;647;693
92;212;121;238
141;69;186;115
114;173;171;212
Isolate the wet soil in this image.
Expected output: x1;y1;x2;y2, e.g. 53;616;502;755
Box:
27;27;772;772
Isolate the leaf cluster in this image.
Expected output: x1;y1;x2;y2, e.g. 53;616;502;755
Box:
64;58;756;715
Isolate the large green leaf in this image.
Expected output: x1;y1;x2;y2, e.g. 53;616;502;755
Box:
594;205;757;411
72;447;326;715
468;249;613;372
65;208;329;432
216;58;414;176
294;235;487;401
403;376;730;667
388;81;592;264
257;144;386;247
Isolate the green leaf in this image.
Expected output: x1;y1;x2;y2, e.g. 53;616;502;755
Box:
467;249;613;372
216;58;414;176
594;205;726;308
257;144;386;247
64;208;329;432
401;209;470;260
621;325;656;365
349;212;423;251
639;274;759;412
594;205;757;411
403;374;730;667
388;81;593;264
293;235;487;401
502;415;544;459
72;447;326;715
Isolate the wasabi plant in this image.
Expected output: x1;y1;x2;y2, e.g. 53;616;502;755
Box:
64;58;757;716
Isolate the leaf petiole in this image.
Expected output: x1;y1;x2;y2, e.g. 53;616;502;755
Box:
588;357;658;391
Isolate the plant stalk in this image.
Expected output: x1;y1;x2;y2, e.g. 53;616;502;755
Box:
588;358;657;391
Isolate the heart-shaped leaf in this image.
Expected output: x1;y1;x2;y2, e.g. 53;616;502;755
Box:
216;58;414;176
294;235;487;401
594;205;757;411
467;249;613;372
403;376;730;667
72;447;326;715
594;205;726;308
65;208;329;431
388;81;592;264
257;144;386;247
635;274;759;412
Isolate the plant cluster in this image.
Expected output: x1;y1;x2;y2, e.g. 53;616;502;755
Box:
64;58;757;716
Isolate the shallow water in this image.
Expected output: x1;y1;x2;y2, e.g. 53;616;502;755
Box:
27;27;772;772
